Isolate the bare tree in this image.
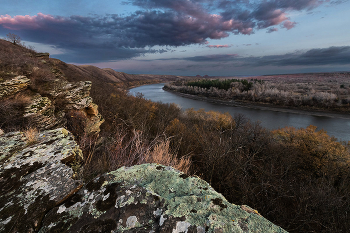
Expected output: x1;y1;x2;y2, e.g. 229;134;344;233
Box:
6;33;21;45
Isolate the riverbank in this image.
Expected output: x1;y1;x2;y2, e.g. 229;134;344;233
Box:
163;87;350;119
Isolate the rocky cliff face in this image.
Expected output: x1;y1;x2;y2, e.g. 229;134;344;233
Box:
0;75;104;135
0;128;83;232
0;128;288;233
0;76;30;98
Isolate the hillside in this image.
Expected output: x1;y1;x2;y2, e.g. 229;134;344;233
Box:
0;38;186;89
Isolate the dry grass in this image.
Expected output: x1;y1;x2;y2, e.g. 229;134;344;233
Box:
107;130;191;171
142;140;191;173
0;93;32;131
82;129;191;180
23;127;39;145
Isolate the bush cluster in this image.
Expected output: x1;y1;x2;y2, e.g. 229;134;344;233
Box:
187;78;253;91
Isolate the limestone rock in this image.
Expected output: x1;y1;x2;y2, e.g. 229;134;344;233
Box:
86;102;99;116
0;76;30;98
43;79;104;134
83;103;104;134
23;94;65;130
40;164;287;233
66;102;104;135
0;128;83;233
48;80;93;110
35;53;50;59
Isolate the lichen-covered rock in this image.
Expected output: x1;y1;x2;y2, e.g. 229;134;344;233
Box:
0;128;83;233
40;164;288;233
48;80;93;110
79;103;105;135
44;79;104;134
10;76;103;134
0;76;30;98
24;94;65;130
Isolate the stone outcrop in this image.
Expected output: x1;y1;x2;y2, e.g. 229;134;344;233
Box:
0;127;287;233
35;53;50;59
47;80;105;135
46;80;93;110
0;75;103;135
24;94;65;130
0;128;83;232
0;76;30;98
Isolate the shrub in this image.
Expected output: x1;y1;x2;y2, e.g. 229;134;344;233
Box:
23;127;39;145
0;93;31;131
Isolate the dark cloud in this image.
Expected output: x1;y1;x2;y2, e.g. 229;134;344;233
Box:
0;0;343;63
266;27;279;33
279;46;350;66
172;46;350;66
219;0;327;30
55;47;164;63
179;54;239;62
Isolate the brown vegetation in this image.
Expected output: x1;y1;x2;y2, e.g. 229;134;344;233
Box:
23;127;39;145
0;92;31;131
82;78;350;232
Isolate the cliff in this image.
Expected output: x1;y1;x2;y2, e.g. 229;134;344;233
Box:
0;75;104;135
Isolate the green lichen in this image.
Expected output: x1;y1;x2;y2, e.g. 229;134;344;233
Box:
0;128;84;233
106;164;287;233
61;128;69;136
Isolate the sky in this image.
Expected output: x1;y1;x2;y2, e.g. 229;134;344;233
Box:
1;0;349;76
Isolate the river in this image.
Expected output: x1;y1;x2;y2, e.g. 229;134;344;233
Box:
129;83;350;142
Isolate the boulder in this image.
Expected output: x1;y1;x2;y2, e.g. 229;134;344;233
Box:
0;76;30;98
0;128;83;233
40;164;287;233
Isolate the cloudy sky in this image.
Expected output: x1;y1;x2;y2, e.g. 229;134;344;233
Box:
1;0;349;76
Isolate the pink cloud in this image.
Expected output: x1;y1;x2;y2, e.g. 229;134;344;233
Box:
282;20;297;30
207;44;231;48
240;27;254;35
0;13;66;30
269;10;289;25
